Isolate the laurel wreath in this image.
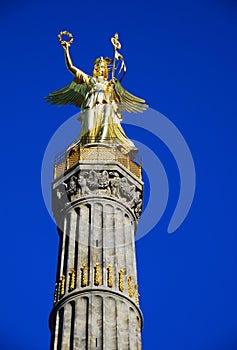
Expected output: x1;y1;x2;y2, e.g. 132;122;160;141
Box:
58;31;74;46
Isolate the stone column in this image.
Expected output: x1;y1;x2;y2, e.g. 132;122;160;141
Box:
50;146;143;350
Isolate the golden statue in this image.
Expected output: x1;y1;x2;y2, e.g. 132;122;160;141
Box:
46;31;148;156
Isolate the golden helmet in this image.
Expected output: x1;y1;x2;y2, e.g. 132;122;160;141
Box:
93;57;112;79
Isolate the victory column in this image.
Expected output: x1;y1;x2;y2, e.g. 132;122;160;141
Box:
46;31;148;350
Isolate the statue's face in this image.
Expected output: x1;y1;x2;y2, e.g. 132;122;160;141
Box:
93;62;108;79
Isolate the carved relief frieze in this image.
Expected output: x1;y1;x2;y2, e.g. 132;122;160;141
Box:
53;169;143;219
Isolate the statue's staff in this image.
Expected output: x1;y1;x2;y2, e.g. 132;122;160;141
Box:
111;33;126;81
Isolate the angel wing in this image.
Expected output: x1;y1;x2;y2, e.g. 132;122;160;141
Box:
45;79;90;108
113;78;148;113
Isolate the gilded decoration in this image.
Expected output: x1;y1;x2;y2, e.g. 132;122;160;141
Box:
107;264;113;287
60;275;66;296
46;31;148;157
69;268;76;291
94;263;101;286
53;283;58;304
128;276;134;298
81;264;88;287
134;284;140;305
119;269;125;292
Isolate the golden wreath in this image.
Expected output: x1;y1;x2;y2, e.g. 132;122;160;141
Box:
58;31;74;47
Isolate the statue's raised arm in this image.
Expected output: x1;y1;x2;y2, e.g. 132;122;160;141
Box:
63;42;79;76
45;31;91;108
59;31;89;84
45;31;148;156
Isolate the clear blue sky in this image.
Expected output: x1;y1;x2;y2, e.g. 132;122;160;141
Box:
1;0;237;349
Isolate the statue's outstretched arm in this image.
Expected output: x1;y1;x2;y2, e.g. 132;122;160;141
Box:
62;42;89;83
62;43;77;75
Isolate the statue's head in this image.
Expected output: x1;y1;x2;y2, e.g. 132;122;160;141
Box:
93;57;112;80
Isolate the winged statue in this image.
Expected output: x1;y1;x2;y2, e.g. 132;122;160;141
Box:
45;32;148;155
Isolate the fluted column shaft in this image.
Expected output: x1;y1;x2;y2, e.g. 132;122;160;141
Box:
50;160;143;350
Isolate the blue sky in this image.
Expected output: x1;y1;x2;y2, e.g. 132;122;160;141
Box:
1;0;237;349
